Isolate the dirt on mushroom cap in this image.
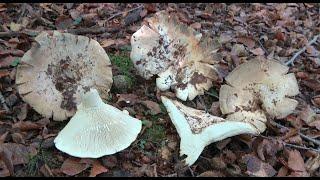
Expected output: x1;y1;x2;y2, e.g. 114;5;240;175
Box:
219;57;300;123
130;11;221;101
15;31;113;121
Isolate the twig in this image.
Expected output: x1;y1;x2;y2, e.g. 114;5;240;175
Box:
285;34;320;66
0;27;121;38
107;5;144;21
270;120;320;146
258;134;320;153
284;143;320;153
0;91;9;112
188;166;195;177
258;37;269;55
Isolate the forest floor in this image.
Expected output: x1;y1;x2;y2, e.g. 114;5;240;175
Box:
0;3;319;177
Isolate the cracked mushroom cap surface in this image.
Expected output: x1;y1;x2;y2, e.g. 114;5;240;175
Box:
219;58;299;121
16;31;113;121
130;11;221;101
54;89;142;158
161;96;265;166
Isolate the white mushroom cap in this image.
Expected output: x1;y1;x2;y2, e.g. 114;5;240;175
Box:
161;96;264;166
54;89;142;158
219;58;299;120
131;11;220;101
16;31;113;121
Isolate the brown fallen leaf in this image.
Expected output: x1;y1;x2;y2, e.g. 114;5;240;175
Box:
100;39;115;48
89;160;108;177
190;22;201;30
0;132;8;144
116;93;139;106
277;166;288;177
0;70;10;78
287;150;306;172
299;105;316;124
55;15;74;30
140;100;162;115
305;154;320;173
243;154;277;177
303;79;320;92
275;30;286;41
1;143;37;165
60;158;90;176
197;170;225;177
12;121;41;131
250;48;265;56
237;37;256;49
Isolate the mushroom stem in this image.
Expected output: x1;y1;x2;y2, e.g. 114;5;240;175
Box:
80;89;104;109
161;96;259;166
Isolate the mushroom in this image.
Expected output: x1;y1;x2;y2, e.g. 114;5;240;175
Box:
54;88;142;158
130;11;221;101
219;57;300;121
161;96;266;166
16;31;113;121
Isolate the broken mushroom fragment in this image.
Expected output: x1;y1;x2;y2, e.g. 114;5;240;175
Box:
219;58;300;121
131;11;221;101
54;88;142;158
16;31;113;121
161;96;265;166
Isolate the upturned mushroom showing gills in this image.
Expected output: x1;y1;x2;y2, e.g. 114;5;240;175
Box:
161;96;266;166
219;57;300;122
130;11;221;101
54;89;142;158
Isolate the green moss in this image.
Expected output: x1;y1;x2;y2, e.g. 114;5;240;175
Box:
25;148;61;176
109;53;136;91
109;53;134;77
145;124;166;144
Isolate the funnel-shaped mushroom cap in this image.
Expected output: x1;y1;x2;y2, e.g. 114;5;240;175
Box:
131;11;221;101
54;89;142;158
161;96;265;166
219;58;299;120
16;31;113;121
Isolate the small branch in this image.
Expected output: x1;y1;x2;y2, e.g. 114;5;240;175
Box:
285;34;320;66
107;5;144;21
258;37;269;56
284;143;320;153
0;91;9;112
258;134;320;153
0;27;121;38
270;120;320;146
